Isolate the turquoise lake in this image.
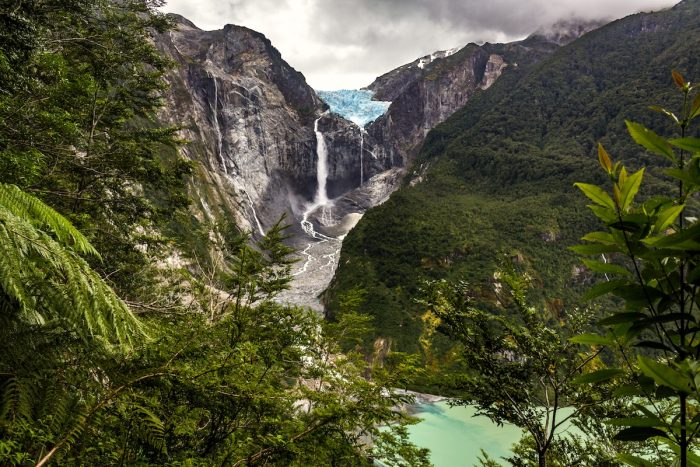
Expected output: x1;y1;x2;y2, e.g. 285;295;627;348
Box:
407;401;523;467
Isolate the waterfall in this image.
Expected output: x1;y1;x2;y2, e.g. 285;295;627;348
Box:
208;74;227;175
299;112;331;237
244;189;265;236
208;72;265;236
313;112;330;205
359;128;364;186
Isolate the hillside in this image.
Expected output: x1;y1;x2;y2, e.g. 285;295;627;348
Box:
325;0;700;353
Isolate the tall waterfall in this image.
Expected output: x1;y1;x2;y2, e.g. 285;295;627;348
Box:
359;128;366;186
313;112;330;205
208;74;227;175
301;112;332;238
244;189;265;236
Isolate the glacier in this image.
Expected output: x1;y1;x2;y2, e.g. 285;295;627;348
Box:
317;89;391;127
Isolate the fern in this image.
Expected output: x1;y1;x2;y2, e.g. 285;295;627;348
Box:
0;183;146;347
131;405;167;454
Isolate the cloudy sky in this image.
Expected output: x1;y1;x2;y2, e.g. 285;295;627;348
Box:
162;0;677;90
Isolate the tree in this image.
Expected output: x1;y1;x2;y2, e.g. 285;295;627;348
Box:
0;0;192;297
421;260;606;467
0;183;147;465
572;71;700;466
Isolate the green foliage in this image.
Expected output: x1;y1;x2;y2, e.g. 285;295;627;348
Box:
0;184;148;466
0;2;430;465
0;0;192;298
572;72;700;465
0;183;143;346
327;1;700;383
420;260;609;466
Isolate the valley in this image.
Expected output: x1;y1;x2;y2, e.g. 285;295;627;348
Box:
3;0;699;464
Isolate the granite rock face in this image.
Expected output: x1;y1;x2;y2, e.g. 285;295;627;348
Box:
154;15;402;310
155;15;386;235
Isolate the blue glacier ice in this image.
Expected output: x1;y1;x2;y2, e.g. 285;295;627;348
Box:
317;89;391;127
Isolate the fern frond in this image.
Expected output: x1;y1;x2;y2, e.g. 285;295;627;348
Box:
0;184;98;257
0;185;147;347
0;377;33;423
131;405;167;454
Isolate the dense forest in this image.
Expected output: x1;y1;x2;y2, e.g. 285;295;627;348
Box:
0;1;430;465
327;0;700;357
3;0;700;466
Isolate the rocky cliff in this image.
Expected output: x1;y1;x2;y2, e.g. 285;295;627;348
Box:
154;15;404;309
155;15;384;236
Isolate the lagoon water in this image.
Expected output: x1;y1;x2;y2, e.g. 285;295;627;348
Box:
408;401;522;467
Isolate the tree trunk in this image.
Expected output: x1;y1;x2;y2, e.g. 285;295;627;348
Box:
538;449;546;467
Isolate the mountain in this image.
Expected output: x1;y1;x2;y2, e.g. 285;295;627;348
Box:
325;0;699;353
154;15;404;309
153;12;606;312
362;20;600;196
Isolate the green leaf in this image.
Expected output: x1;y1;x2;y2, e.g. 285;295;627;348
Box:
620;168;644;212
665;168;699;186
573;368;624;384
608;221;644;233
598;312;646;326
574;183;616;209
570;244;621;255
569;333;614;345
626;121;676;162
637;356;692;393
654;204;684;233
634;341;673;352
582;280;628;301
649;105;680;125
614;427;667;442
669;137;700;154
588;205;617;223
687;264;700;284
580;231;617;245
617;453;657;467
598;143;613;172
690;93;700;121
582;259;631;276
606;417;666;428
644;223;700;249
613;385;643;398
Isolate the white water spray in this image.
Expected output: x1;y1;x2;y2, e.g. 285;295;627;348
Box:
295;112;339;277
313;113;330;205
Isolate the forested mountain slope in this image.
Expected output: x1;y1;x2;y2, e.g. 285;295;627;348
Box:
326;0;700;352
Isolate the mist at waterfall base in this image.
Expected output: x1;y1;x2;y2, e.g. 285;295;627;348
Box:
317;89;390;127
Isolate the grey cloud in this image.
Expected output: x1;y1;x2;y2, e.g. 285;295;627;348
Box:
163;0;678;89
